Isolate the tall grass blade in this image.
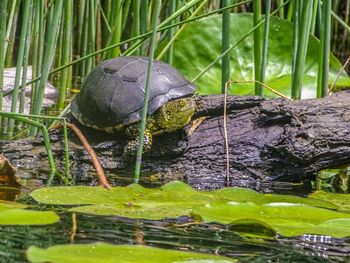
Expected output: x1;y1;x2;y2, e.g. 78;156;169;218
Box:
107;0;122;58
124;0;203;56
260;0;271;93
57;0;72;110
7;0;32;136
221;0;231;93
80;0;89;76
5;0;20;68
30;0;64;136
0;0;8;128
317;0;332;97
4;0;15;58
132;0;141;54
253;0;262;95
19;6;34;115
139;0;148;55
87;0;97;71
31;0;45;112
134;0;161;184
310;0;319;34
277;0;285;18
167;0;176;64
291;0;314;100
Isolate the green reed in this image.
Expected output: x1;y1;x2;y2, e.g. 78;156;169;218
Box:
7;0;32;137
221;0;231;93
317;0;332;98
291;0;314;100
134;0;161;184
0;0;8;125
253;0;262;95
30;0;64;136
57;0;72;110
260;0;271;93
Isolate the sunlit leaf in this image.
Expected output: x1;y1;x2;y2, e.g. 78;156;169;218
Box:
30;181;350;237
26;243;235;263
194;202;350;237
309;191;350;212
0;201;59;225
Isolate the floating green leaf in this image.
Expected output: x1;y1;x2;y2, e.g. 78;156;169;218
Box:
30;181;350;237
31;181;338;218
169;13;350;98
0;201;59;225
31;182;216;220
309;191;350;212
194;202;350;237
27;243;235;263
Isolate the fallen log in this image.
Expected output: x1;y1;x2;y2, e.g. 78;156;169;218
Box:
1;91;350;190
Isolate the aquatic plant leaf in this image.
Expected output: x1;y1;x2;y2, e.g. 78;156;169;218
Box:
31;181;337;217
308;191;350;212
211;187;339;210
168;13;350;98
0;201;59;225
26;243;235;263
227;218;277;238
30;181;350;237
31;182;217;220
194;202;350;237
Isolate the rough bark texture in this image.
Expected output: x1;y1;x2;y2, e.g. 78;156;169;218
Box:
1;91;350;190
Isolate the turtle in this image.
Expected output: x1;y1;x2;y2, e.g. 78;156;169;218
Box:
71;56;197;156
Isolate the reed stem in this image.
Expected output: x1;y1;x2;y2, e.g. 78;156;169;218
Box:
0;0;8;127
317;0;332;98
260;0;271;93
134;0;161;183
253;0;262;95
167;0;176;64
221;0;231;93
57;0;72;110
30;0;64;136
8;0;32;136
291;0;314;100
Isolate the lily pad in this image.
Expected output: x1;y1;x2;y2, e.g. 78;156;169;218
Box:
31;182;216;219
31;181;338;219
168;13;350;98
0;201;59;225
30;181;350;237
194;202;350;237
309;191;350;212
26;243;235;263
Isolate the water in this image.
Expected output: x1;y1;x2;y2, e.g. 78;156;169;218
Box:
1;178;350;262
0;212;345;263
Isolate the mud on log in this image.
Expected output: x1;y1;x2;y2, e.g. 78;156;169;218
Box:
1;91;350;190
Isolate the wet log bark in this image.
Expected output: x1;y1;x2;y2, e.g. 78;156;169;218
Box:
1;91;350;190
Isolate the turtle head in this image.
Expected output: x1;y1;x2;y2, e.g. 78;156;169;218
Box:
157;97;196;132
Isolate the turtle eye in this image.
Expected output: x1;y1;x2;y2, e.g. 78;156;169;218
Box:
179;100;186;106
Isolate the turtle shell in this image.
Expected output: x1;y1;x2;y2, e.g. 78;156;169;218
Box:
71;56;196;130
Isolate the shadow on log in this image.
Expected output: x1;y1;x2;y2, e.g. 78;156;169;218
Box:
1;91;350;190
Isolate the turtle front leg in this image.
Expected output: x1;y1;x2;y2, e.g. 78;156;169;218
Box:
123;126;153;158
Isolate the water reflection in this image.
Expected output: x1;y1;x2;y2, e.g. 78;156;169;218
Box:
0;212;345;262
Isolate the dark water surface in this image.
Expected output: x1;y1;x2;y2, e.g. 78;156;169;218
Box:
1;180;350;262
2;212;349;263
